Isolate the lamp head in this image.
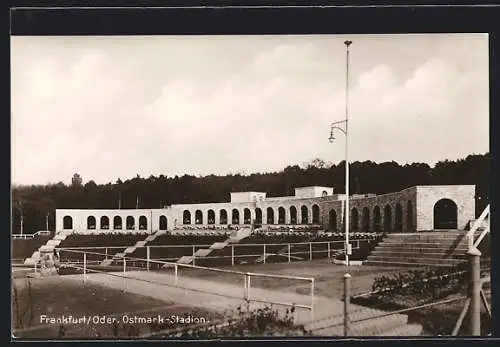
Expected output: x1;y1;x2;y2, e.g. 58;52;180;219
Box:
344;40;352;47
329;130;335;143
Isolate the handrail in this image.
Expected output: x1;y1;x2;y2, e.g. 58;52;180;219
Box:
466;204;489;251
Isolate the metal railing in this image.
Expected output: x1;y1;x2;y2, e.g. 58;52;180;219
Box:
466;205;490;251
57;238;374;266
57;248;316;321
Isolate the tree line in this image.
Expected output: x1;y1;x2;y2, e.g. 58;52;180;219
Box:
11;153;490;234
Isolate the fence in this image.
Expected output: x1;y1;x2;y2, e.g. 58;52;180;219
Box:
58;238;373;267
337;249;491;336
56;248;316;322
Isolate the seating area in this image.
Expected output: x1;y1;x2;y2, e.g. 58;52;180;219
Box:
131;234;229;261
261;225;324;233
57;233;148;262
12;235;52;261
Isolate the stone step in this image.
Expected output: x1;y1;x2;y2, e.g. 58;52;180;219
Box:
375;245;468;252
46;239;62;247
194;249;212;257
366;255;463;266
363;260;451;268
100;259;113;266
378;323;423;336
306;308;408;336
370;250;468;260
135;240;147;248
209;242;228;250
176;256;193;264
383;236;467;243
39;245;55;253
379;241;468;249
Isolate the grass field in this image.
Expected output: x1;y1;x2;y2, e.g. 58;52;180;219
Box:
12;276;222;339
12;258;489;338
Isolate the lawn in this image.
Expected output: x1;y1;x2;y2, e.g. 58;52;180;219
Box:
12;276;222;339
165;259;412;298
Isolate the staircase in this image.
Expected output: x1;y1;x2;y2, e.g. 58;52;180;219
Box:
100;230;165;266
364;231;479;268
176;227;252;265
24;229;73;266
254;233;318;264
304;305;423;336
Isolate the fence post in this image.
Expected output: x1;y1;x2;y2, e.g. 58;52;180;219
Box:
146;246;150;271
288;244;291;263
105;247;108;260
123;256;127;292
311;278;315;321
263;244;266;264
309;242;313;261
328;242;331;258
343;273;351;336
192;245;196;266
468;248;482;336
231;245;235;266
83;252;87;283
174;264;178;285
247;273;251;302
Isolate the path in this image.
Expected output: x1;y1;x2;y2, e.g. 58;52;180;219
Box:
63;270;414;335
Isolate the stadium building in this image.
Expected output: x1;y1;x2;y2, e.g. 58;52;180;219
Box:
55;185;475;234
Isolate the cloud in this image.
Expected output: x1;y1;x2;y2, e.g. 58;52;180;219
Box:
11;35;489;185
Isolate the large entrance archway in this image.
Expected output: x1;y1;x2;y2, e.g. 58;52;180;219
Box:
395;203;403;232
434;199;458;229
255;208;263;225
362;207;370;232
407;201;414;231
329;209;337;231
351;208;359;231
373;206;381;232
266;208;274;224
384;205;392;232
312;204;320;224
278;207;285;224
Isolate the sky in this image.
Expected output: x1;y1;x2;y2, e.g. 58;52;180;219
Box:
11;34;489;186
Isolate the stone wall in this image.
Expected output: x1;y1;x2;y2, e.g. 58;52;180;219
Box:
416;185;475;230
55;185;475;233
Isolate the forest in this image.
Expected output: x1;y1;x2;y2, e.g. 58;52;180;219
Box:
11;153;490;234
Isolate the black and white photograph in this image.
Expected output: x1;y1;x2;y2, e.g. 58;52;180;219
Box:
11;33;490;339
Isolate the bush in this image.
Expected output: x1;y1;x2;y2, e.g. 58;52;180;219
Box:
371;263;469;300
133;303;310;338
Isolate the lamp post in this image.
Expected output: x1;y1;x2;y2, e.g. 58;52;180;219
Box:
329;40;352;269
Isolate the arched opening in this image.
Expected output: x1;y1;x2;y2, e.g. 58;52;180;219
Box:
434;199;458;229
301;205;309;224
87;216;96;230
220;210;228;224
244;208;251;224
395;203;403;232
100;216;110;230
195;210;203;225
232;209;240;224
126;216;135;230
312;204;320;224
255;208;262;225
329;209;337;231
139;215;147;230
63;216;73;229
362;207;370;231
384;205;392;232
113;216;122;230
290;206;297;224
407;201;414;231
266;207;274;224
207;210;215;225
278;207;286;224
373;206;381;232
183;210;191;225
322;190;328;197
159;215;168;230
351;208;359;231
